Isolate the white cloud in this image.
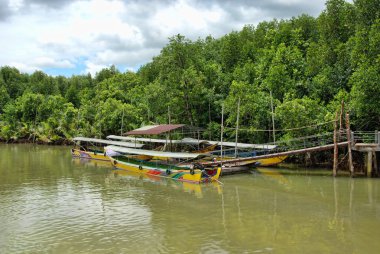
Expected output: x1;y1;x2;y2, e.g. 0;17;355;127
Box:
84;61;108;76
9;62;40;73
34;57;74;68
0;0;327;76
8;0;24;11
149;0;225;37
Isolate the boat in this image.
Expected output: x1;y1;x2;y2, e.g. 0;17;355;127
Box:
105;145;222;184
107;135;286;166
71;137;144;161
216;155;287;167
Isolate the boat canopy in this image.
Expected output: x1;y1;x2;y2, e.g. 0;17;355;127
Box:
105;145;205;159
72;137;144;148
181;138;277;150
125;124;185;135
107;135;183;144
106;135;276;150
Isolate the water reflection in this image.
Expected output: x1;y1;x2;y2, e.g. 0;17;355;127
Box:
72;157;112;169
108;169;222;198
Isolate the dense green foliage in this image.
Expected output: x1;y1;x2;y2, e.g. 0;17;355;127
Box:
1;0;380;144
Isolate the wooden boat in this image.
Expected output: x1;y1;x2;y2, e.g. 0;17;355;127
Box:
71;137;144;161
217;155;287;167
107;135;286;166
105;145;222;184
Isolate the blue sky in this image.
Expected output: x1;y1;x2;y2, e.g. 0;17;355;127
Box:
0;0;328;76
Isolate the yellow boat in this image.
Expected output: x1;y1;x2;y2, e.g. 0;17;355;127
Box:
216;155;288;167
107;135;286;167
105;145;222;184
255;155;287;166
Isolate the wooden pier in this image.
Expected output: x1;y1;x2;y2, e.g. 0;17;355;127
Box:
202;100;379;177
204;141;349;166
204;129;380;177
351;132;380;177
204;100;380;177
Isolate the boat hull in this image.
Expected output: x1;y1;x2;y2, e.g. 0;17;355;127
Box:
252;155;288;166
214;155;287;167
71;148;110;161
109;157;221;184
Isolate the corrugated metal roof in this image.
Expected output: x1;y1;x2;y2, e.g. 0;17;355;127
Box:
107;135;183;144
125;124;185;135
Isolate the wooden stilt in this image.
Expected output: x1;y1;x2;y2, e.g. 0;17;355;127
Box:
373;152;378;176
346;113;354;177
333;112;338;177
367;151;373;177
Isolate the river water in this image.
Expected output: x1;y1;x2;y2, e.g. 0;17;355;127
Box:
0;144;379;253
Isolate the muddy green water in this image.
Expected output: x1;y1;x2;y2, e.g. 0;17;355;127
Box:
1;144;380;253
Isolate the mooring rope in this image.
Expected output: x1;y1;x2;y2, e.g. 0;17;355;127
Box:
223;120;336;132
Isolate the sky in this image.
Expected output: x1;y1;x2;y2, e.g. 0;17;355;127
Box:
0;0;328;76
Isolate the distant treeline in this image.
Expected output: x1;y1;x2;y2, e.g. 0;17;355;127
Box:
0;0;379;144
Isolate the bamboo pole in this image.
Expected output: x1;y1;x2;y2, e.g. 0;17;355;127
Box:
120;107;124;136
234;97;240;158
270;91;276;144
333;112;338;177
220;104;224;167
339;100;344;131
168;105;171;124
76;111;80;135
346;113;354;177
208;101;211;140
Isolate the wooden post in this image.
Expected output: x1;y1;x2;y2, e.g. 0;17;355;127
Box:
235;97;240;158
367;151;373;177
220;104;224;168
168;105;171;124
373;152;378;176
346;113;354;177
339;100;344;131
208;101;211;140
333;112;338;177
120;107;124;136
